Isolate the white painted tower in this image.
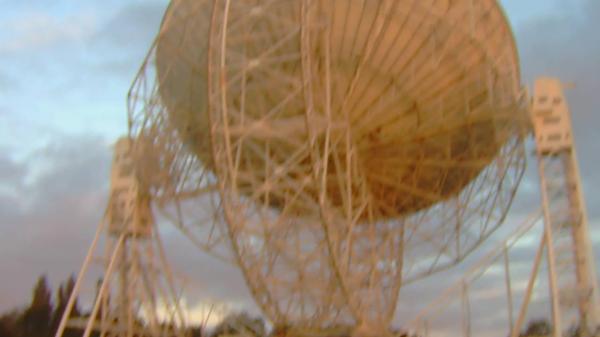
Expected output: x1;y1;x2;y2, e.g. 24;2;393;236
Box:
531;78;600;336
54;137;188;337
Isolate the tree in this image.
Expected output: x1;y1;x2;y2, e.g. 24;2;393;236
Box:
0;310;21;337
64;274;80;317
20;275;53;337
521;319;552;337
567;324;583;337
211;312;266;337
51;274;81;334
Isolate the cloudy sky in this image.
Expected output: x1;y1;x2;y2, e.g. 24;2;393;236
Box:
1;0;599;334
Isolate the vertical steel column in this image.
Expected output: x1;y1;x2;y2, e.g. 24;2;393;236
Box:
537;156;563;337
531;78;600;335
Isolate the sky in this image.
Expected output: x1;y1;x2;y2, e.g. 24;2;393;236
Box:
1;0;600;334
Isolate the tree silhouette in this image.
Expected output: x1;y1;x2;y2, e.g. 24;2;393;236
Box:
521;319;552;337
211;312;266;337
20;275;53;337
0;310;21;337
51;274;80;337
1;273;212;337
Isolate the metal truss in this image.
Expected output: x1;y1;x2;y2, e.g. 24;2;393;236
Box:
532;78;600;336
397;78;600;337
55;138;188;337
127;0;528;335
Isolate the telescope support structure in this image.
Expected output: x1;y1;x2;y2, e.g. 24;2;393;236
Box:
54;138;187;337
532;78;600;336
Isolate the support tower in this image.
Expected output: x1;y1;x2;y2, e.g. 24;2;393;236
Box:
531;78;600;336
55;137;187;337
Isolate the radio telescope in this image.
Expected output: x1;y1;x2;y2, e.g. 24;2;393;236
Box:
128;0;528;335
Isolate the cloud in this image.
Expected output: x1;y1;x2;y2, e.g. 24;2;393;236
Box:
515;0;600;187
0;153;26;190
92;2;166;49
0;3;168;153
0;131;256;320
87;2;167;77
0;11;97;54
519;0;600;222
160;229;260;317
0;71;16;92
0;134;111;311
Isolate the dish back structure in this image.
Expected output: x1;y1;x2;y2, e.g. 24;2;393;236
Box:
128;0;528;333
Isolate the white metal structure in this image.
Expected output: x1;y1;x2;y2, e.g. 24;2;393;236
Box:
55;138;188;337
401;78;600;337
54;0;598;336
531;78;600;336
127;0;528;335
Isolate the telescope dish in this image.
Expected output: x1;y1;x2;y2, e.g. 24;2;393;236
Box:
128;0;527;333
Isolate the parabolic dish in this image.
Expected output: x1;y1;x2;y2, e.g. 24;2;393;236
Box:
129;0;527;332
155;0;524;221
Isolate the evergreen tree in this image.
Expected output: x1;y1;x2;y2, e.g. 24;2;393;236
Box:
211;312;265;337
51;283;66;335
521;319;552;337
51;274;81;334
64;275;79;317
21;275;53;337
0;310;20;337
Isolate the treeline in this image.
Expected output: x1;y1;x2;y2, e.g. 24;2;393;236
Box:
0;274;264;337
0;274;79;337
3;275;590;337
518;319;594;337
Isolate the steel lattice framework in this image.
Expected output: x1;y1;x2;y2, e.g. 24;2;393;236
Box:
55;138;188;337
127;0;528;334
